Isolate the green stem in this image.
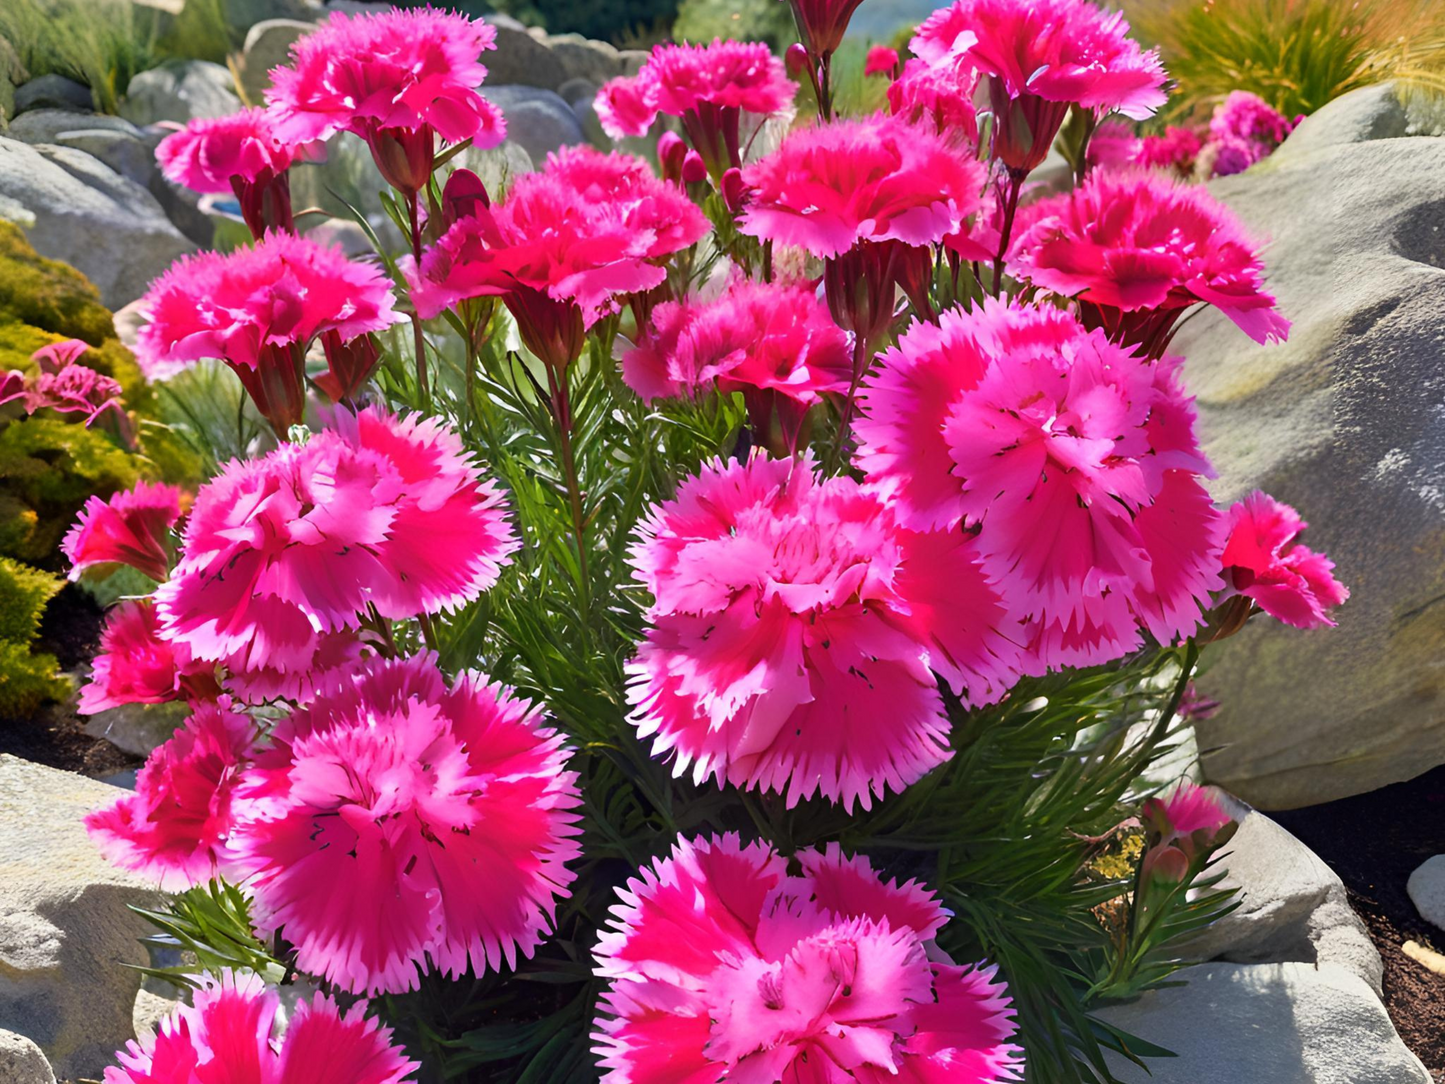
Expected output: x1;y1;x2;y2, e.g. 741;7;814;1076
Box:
406;191;430;407
543;361;591;622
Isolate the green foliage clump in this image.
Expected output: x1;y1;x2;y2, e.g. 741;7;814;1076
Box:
1126;0;1445;121
0;556;66;720
0;222;117;345
673;0;796;50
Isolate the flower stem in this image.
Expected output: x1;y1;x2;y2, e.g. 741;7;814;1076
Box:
406;191;430;407
992;170;1025;296
543;361;591;620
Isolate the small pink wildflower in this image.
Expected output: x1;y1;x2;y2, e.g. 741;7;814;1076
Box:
62;481;182;582
1221;491;1348;629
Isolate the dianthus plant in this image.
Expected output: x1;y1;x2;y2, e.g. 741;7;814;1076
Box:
81;4;1345;1084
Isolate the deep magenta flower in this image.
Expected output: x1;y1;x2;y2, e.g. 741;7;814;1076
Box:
856;298;1225;671
596;40;796;178
266;9;505;193
229;654;581;995
155;407;517;673
622;277;852;453
77;599;215;715
135;232;402;432
739;112;986;343
103;970;417;1084
866;44;901;77
914;0;1166;173
887;57;981;143
1221;491;1348;629
783;0;870;62
86;701;253;890
409;147;708;373
1135;125;1203;175
62;481;182;582
1008;169;1290;356
626;454;1024;810
156;108;304;235
594;834;1023;1084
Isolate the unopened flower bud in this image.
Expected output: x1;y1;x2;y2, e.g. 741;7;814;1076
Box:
786;42;811;79
657;131;688;184
681;149;709;186
721;168;750;215
865;45;899;78
440;168;489;229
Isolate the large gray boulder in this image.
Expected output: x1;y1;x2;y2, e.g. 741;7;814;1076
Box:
0;137;194;308
240;19;316;103
0;756;159;1082
485;19;567;92
0;1030;54;1084
486;86;585;165
121;61;240;126
1096;963;1429;1084
1178;810;1382;994
1178;83;1445;809
13;75;92;116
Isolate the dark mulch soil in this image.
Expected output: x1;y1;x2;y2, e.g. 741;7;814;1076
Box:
1273;765;1445;1080
0;583;141;778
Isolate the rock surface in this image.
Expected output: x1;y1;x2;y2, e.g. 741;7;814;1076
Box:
240;19;315;103
1178;83;1445;809
14;75;91;116
487;85;585;164
1180;810;1383;994
1407;854;1445;931
486;19;568;91
0;137;194;308
0;1030;55;1084
121;61;240;126
0;755;158;1082
83;700;189;758
1096;962;1430;1084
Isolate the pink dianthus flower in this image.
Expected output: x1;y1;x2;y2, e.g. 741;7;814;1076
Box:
135;232;402;432
103;970;417;1084
856;298;1225;670
1007;169;1290;356
1135;125;1203;175
914;0;1165;173
86;701;253;890
626;454;1024;810
1208;91;1292;167
19;339;132;440
622;277;851;454
155;407;517;673
78;599;217;715
594;833;1023;1084
1221;491;1348;629
156;108;304;236
597;40;795;178
265;9;505;193
62;480;182;582
886;57;981;143
229;654;581;995
409;146;708;373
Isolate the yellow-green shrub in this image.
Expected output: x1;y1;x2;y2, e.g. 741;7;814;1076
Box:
0;556;66;719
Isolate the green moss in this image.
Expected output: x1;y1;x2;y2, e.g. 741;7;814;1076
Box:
0;220;116;344
0;641;68;720
0;554;60;643
0;555;66;719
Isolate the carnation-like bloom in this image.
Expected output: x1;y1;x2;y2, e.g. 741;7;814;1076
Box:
914;0;1166;173
86;701;253;890
596;40;795;178
266;8;505;192
866;44;900;77
856;299;1224;670
626;454;1024;809
229;654;581;995
62;481;182;582
1008;169;1290;357
156;407;516;674
410;146;708;373
784;0;870;62
78;599;216;715
135;232;402;431
1135;124;1203;175
1139;782;1236;881
1221;491;1348;629
1207;91;1292;178
103;970;417;1084
622;277;851;453
18;338;132;439
156;108;303;236
740;112;986;343
887;56;981;143
594;834;1023;1084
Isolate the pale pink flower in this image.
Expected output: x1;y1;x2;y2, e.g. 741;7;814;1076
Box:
626;455;1024;810
78;599;214;715
409;147;707;371
1221;491;1348;629
103;970;417;1084
86;701;253;890
266;9;504;191
62;481;182;582
155;407;517;672
229;654;581;995
739;112;986;259
1007;169;1290;356
594;833;1023;1084
156;108;300;193
858;299;1224;670
622;277;852;453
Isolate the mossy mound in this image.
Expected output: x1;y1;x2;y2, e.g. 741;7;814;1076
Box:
0;555;67;720
0;220;117;345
